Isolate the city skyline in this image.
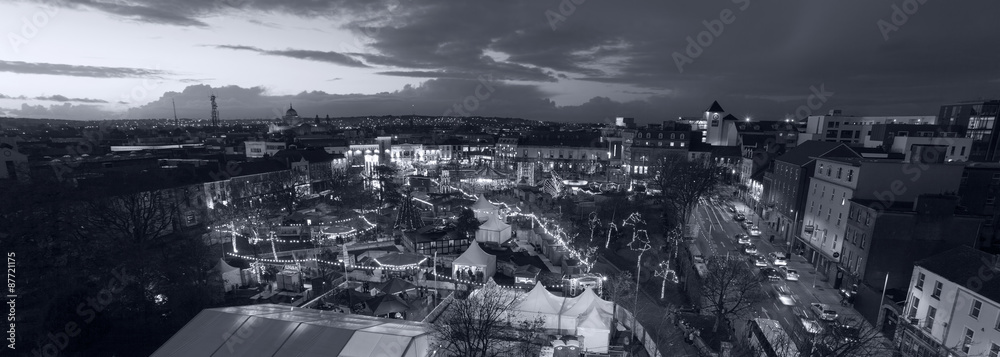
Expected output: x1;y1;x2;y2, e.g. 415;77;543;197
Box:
1;0;999;122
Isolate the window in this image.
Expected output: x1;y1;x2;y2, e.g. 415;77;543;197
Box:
951;146;956;155
916;273;925;290
680;134;685;139
908;297;920;318
962;328;975;353
932;281;942;299
658;133;663;139
989;343;999;357
996;312;1000;330
926;306;936;330
860;233;866;249
837;213;842;226
972;299;983;319
962;147;966;156
848;169;854;182
837;168;842;179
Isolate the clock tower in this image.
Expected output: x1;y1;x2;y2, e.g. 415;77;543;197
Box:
704;101;727;146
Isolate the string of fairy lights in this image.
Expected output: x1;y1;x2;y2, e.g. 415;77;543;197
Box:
221;178;638;292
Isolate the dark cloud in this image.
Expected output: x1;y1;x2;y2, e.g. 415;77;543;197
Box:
0;93;27;100
35;95;108;103
0;60;170;78
16;0;1000;120
1;103;117;120
213;45;369;68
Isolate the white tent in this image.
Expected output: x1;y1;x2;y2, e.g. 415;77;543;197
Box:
212;259;242;292
452;243;496;283
515;283;565;331
576;307;611;354
470;194;498;220
475;214;511;244
511;285;614;352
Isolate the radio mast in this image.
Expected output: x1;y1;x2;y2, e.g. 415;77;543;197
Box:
210;93;220;128
172;98;179;127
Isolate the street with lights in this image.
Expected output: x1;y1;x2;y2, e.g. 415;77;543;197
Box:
691;193;870;352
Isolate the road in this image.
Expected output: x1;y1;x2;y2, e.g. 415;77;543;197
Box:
690;197;868;353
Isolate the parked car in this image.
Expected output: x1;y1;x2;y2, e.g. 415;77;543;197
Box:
728;205;737;213
741;221;752;230
833;319;862;342
749;226;762;237
810;303;839;321
800;317;824;335
780;267;799;281
775;285;796;306
749;253;768;267
736;233;751;244
769;252;788;266
760;267;782;281
743;243;758;254
734;214;746;221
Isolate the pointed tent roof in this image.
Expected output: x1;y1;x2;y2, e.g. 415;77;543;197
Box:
518;283;564;315
706;101;725;113
454;243;495;267
471;194;497;212
561;287;613;318
377;278;418;295
366;294;410;316
478;214;510;231
576;306;610;329
213;259;240;273
474;166;508;180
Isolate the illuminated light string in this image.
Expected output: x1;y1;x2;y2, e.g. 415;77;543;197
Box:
225;252;428;271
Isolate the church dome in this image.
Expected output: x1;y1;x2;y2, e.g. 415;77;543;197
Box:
285;104;298;118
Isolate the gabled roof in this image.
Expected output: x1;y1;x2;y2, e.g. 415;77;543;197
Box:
453;242;495;267
151;304;430;357
471;194;497;212
707;101;725;113
775;141;859;167
479;214;511;231
722;114;741;121
917;246;1000;303
518;283;563;315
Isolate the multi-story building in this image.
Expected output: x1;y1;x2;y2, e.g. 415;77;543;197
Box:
799;151;965;283
938;100;1000;162
764;141;859;242
799;110;936;146
958;163;1000;252
515;131;612;178
843;195;985;327
864;123;971;162
245;141;287;158
898;246;1000;357
704;101;743;146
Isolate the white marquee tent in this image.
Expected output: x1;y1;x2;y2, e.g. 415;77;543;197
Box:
452;243;496;282
151;304;432;357
212;259;243;292
470;194;498;220
475;214;511;244
511;283;613;353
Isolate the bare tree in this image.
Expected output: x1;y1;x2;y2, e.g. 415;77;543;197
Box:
803;316;902;357
603;271;636;331
701;256;767;332
651;155;721;231
432;282;546;357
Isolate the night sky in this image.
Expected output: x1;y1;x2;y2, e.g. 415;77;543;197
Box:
1;0;998;122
